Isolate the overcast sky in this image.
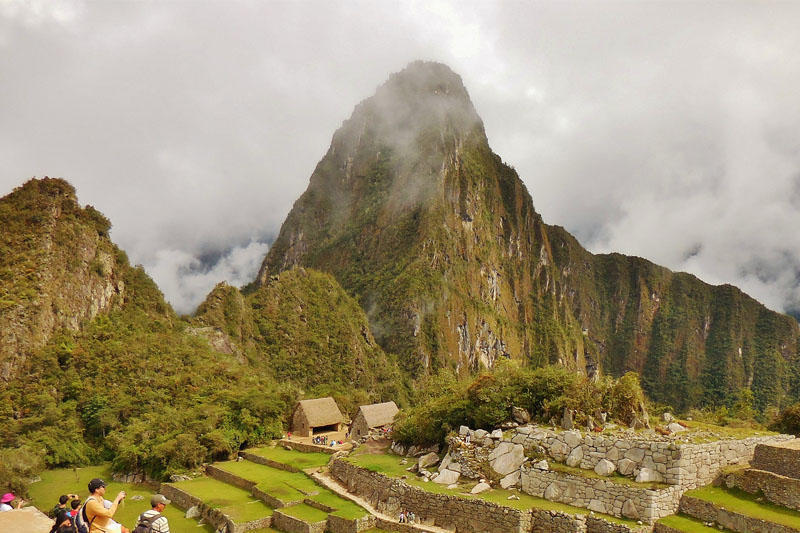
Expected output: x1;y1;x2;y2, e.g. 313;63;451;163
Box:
2;1;800;316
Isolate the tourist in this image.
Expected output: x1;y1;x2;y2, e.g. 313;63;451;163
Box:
84;478;128;533
50;510;76;533
134;494;171;533
0;492;24;511
52;494;79;518
398;510;405;523
69;499;81;519
408;510;415;524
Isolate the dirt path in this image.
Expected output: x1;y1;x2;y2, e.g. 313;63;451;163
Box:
309;469;454;533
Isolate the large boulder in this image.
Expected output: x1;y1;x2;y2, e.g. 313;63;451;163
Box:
418;452;439;470
566;446;584;468
433;469;460;485
635;467;663;483
490;429;503;439
533;460;549;471
562;430;582;449
668;422;687;433
544;483;561;501
489;442;526;476
500;471;520;489
550;440;568;460
471;482;491;494
594;459;616;476
618;458;636;476
561;408;574;430
511;407;531;424
622;499;640;520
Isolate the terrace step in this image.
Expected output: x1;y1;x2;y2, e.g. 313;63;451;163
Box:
655;514;730;532
679;486;800;533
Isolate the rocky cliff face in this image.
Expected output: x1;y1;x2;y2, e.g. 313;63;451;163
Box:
0;178;128;381
255;61;800;410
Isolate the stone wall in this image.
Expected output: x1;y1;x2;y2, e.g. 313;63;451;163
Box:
240;450;303;472
458;425;794;489
327;515;376;533
272;510;326;533
281;439;338;455
204;464;287;508
679;495;797;533
159;484;238;532
751;441;800;480
520;466;681;524
732;468;800;511
330;459;648;533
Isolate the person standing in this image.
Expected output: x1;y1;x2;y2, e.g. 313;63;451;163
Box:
0;493;24;511
134;494;170;533
84;478;127;533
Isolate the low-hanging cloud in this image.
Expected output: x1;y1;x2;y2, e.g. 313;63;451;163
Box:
2;1;800;316
147;241;269;314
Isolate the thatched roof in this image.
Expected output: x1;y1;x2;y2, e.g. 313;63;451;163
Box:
357;401;399;428
296;397;344;426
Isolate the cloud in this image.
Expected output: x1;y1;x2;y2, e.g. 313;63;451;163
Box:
1;1;799;315
146;241;269;314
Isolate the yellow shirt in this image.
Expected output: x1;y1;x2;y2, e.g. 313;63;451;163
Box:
85;496;119;533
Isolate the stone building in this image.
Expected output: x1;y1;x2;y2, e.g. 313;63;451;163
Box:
350;401;399;440
291;397;344;438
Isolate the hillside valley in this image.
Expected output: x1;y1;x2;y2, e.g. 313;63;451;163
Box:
1;62;800;495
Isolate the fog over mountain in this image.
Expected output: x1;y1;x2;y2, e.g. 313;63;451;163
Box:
2;1;799;315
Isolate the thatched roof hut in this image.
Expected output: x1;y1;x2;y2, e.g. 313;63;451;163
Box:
350;401;399;439
291;397;344;437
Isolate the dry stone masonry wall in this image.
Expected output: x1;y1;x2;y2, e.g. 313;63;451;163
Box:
520;466;681;523
330;458;648;533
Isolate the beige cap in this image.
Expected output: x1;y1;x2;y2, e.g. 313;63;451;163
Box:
151;494;171;507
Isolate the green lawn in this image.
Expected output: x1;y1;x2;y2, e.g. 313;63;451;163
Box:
170;476;273;523
246;446;331;470
215;460;367;519
657;513;727;532
686;486;800;528
27;464;213;532
345;452;637;526
278;503;329;523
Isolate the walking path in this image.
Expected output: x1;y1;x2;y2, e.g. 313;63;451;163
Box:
308;468;454;533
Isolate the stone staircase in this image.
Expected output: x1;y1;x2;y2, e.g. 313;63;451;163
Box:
656;440;800;532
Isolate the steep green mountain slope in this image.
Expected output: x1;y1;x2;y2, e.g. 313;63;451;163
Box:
0;178;130;382
195;268;404;403
254;61;800;411
0;178;401;492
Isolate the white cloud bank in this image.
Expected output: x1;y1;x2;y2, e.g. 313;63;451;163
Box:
1;1;799;316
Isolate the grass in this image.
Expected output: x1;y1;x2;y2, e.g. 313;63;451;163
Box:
548;461;670;489
686;486;800;528
278;503;329;523
675;420;778;443
246;445;332;470
657;513;727;532
27;464;214;532
171;476;273;522
344;452;637;526
215;460;367;519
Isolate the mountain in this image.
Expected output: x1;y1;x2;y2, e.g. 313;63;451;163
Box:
255;61;800;411
0;178;131;382
0;178;401;490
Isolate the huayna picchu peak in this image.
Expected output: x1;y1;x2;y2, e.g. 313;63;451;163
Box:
255;61;800;411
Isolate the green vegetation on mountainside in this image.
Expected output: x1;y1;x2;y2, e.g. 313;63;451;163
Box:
393;362;648;444
255;61;800;415
0;179;405;495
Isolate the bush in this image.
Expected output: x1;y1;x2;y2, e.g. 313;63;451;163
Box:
770;402;800;435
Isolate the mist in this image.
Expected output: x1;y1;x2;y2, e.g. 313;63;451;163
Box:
2;1;799;315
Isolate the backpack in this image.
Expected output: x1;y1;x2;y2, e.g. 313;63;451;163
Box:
74;498;93;533
132;512;163;533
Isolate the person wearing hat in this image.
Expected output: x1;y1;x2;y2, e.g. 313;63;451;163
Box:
49;510;76;533
84;478;127;533
0;492;25;511
134;494;170;533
